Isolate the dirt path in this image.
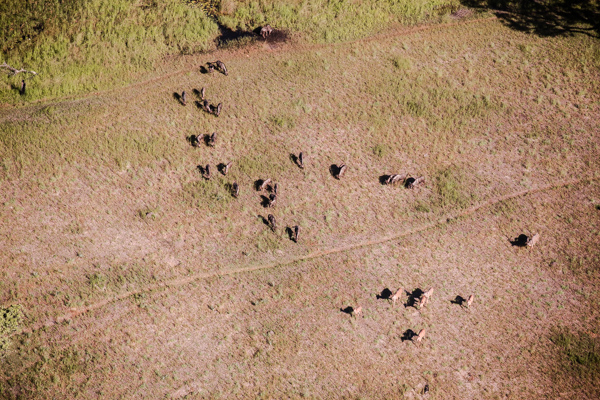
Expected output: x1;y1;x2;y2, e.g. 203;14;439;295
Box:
16;172;597;337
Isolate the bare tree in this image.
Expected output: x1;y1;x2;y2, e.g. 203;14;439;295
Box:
0;62;38;76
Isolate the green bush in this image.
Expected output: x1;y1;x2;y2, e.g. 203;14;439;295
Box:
0;304;23;352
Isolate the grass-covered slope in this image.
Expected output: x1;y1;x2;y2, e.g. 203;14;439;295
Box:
1;0;463;104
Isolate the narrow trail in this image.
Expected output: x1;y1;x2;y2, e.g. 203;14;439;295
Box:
0;15;498;114
16;173;598;337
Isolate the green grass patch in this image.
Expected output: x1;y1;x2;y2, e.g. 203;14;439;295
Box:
0;305;23;353
435;166;470;209
551;328;600;382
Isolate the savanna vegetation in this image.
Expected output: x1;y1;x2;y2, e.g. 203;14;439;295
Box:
1;0;599;398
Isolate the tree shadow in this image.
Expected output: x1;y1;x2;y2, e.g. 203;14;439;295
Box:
376;288;393;300
510;234;529;247
461;0;599;38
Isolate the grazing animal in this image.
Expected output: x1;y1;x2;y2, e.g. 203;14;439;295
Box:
207;132;217;147
190;135;200;147
259;178;272;191
390;288;404;305
267;214;276;232
216;60;228;76
419;288;434;309
261;24;273;39
526;233;540;248
466;294;474;308
292;225;300;242
202;99;210;112
207;62;216;73
232;182;239;198
20;80;26;95
407;176;425;189
273;183;278;195
352;306;363;318
215;102;222;117
201;87;206;100
386;174;406;186
298;152;304;169
334;164;347;180
268;193;277;208
202;164;211;180
223;161;232;176
181;91;187;105
414;328;427;344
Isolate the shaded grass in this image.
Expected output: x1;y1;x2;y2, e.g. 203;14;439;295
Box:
435;166;471;209
551;328;600;397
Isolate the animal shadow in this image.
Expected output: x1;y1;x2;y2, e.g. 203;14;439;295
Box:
379;175;391;185
290;153;299;167
510;234;529;247
203;134;214;146
192;88;202;97
197;165;209;177
260;195;271;208
401;329;417;342
254;179;265;191
329;164;342;178
404;288;424;308
186;135;199;147
404;177;415;188
340;306;355;315
199;65;210;74
194;100;203;109
285;227;295;242
258;215;271;228
376;288;393;300
451;295;466;306
217;163;228;175
173;92;184;105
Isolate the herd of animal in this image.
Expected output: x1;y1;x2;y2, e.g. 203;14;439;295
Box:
175;55;541;347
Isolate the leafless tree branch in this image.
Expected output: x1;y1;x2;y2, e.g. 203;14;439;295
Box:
0;62;38;76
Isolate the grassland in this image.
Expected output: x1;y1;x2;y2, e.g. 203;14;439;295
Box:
0;10;600;400
1;0;463;104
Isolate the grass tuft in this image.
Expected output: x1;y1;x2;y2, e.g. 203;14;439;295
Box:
0;305;23;353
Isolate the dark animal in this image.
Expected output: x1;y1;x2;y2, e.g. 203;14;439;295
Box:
298;152;304;169
292;225;299;243
267;214;276;232
232;182;239;198
20;80;26;95
216;60;228;76
215;102;222;117
268;193;277;208
261;24;273;39
273;183;278;195
207;62;216;73
334;164;347;180
222;161;232;175
181;91;187;106
202;99;210;112
207;132;217;147
202;164;211;180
